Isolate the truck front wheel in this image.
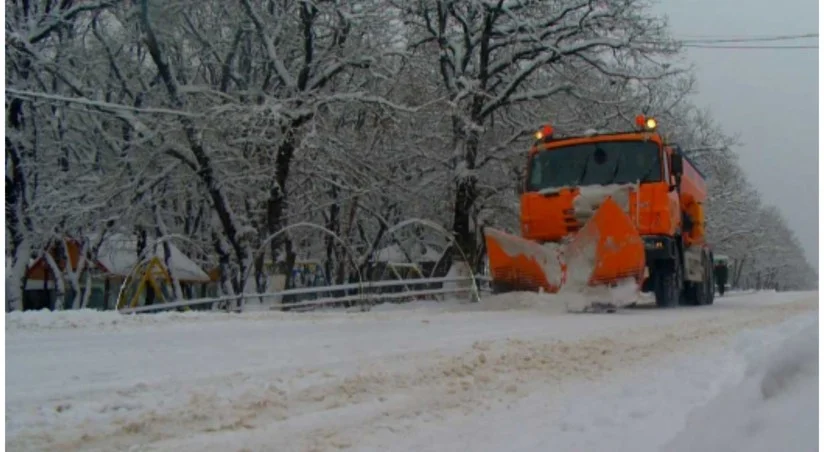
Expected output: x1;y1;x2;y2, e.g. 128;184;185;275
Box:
653;259;681;308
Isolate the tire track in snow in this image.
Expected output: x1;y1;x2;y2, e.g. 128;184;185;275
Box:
8;297;816;452
285;297;818;452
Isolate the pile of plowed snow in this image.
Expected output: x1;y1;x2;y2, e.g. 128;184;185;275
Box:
664;318;818;452
7;280;648;333
461;280;644;314
461;291;575;312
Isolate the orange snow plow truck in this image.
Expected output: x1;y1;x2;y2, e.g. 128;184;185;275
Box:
484;115;715;308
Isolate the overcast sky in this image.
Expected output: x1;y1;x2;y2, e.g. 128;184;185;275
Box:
653;0;819;269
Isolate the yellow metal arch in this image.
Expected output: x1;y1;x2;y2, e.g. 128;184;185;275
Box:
116;256;187;310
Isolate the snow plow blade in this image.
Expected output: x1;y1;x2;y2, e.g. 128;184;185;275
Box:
484;227;564;293
484;196;645;294
565;196;646;287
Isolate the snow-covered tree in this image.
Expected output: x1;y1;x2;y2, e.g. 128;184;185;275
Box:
5;0;814;311
399;0;683;271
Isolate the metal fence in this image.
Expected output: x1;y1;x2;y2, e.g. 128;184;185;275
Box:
118;274;492;314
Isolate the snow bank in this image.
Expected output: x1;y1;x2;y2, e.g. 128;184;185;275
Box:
465;290;570;312
441;260;477;301
5;291;815;451
465;279;641;314
5;307;358;333
355;298;456;314
664;317;818;452
6;298;472;333
5;309;225;332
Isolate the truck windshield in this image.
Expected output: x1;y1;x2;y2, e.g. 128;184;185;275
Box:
526;140;662;192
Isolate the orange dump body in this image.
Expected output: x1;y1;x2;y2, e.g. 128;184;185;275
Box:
485;131;699;294
665;145;708;247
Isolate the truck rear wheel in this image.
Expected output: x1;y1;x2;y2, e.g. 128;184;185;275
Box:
685;251;712;306
705;256;715;305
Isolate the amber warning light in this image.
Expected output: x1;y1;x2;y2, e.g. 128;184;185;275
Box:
635;114;658;131
535;124;554;140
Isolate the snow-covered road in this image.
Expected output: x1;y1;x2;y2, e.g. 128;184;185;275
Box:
6;290;818;452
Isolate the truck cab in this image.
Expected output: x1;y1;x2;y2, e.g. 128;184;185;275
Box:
522;125;682;246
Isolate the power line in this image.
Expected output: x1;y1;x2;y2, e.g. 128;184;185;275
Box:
677;33;818;44
682;44;818;49
638;32;818;49
670;32;817;40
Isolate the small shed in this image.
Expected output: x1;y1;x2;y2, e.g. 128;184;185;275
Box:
96;234;212;309
23;234;212;310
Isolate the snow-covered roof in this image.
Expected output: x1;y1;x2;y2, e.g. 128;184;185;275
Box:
374;244;443;263
95;234;211;282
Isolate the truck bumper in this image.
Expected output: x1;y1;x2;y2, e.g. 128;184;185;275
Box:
642;235;678;262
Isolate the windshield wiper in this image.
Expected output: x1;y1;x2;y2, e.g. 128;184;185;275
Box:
605;158;621;185
577;156;591;185
638;160;659;184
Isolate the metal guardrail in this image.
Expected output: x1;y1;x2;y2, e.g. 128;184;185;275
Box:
118;274;492;314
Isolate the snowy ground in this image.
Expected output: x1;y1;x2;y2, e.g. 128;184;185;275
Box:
6;290;818;452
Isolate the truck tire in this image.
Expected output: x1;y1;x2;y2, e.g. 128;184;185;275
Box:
654;259;681;308
706;259;715;305
685;251;712;306
696;252;712;305
707;252;715;305
684;282;698;306
490;281;513;294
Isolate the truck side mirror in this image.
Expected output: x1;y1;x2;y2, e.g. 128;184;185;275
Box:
670;153;684;176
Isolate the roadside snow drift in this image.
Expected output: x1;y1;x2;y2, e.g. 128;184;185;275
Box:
665;318;819;452
5;291;817;452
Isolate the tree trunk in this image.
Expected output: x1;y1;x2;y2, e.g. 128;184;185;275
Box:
253;253;267;302
43;252;66;311
325;182;342;288
337;197;358;286
140;2;250;308
6;98;33;312
451;128;481;265
267;129;299;277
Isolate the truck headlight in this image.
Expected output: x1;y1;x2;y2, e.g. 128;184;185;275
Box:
644;239;664;249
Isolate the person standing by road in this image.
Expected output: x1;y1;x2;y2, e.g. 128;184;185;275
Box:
714;261;728;296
